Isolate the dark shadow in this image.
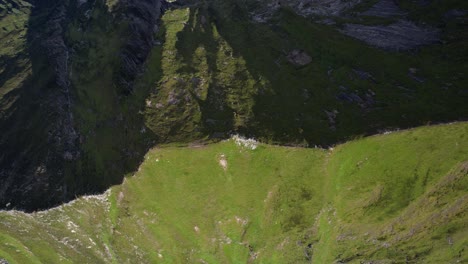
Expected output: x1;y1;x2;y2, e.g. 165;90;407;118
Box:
174;6;236;138
207;4;468;146
0;0;66;211
0;0;162;212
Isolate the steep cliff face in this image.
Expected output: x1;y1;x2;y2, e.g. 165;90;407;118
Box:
0;0;167;211
0;0;79;210
115;0;166;94
40;1;79;162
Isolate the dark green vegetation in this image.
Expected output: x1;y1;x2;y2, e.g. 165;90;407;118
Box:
153;0;467;144
0;123;466;263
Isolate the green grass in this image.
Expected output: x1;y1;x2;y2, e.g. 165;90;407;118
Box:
0;122;466;263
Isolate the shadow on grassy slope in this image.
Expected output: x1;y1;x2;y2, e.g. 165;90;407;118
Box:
208;1;468;145
175;7;237;136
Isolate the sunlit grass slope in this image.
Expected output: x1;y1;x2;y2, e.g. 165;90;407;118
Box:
0;122;467;263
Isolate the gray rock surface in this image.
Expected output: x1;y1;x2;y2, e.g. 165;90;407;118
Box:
443;9;467;21
284;0;362;16
341;20;440;51
250;0;361;22
41;2;79;161
117;0;166;94
287;49;312;66
0;0;82;211
336;86;375;109
361;0;406;17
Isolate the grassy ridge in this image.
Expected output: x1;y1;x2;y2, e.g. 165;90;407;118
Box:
0;122;466;263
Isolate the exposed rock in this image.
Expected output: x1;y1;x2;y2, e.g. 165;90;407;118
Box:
286;49;312;66
250;0;280;23
155;103;164;109
250;0;361;22
317;18;336;25
443;9;467;22
324;109;339;130
361;0;406;17
336;86;375;108
200;15;207;25
218;154;228;171
283;0;362;17
167;90;184;105
0;0;81;211
341;20;440;51
116;0;166;94
41;2;79;160
408;68;425;83
77;0;87;7
352;68;376;82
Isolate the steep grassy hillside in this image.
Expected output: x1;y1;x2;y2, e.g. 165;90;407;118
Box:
0;0;467;210
0;122;466;263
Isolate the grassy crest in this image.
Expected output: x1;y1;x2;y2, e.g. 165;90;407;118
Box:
0;122;466;263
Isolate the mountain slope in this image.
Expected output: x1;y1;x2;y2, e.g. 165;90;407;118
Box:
0;0;467;211
0;0;166;210
0;122;466;263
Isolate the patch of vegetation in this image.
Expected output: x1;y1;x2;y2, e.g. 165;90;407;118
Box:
0;0;31;110
0;122;466;263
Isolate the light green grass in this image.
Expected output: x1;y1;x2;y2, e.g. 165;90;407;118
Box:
0;122;466;263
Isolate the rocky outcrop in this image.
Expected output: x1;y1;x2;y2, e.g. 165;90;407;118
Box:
250;0;442;51
41;2;79;161
341;20;440;51
116;0;166;94
361;0;406;17
284;0;361;17
334;0;445;51
0;0;81;211
286;49;312;66
251;0;361;22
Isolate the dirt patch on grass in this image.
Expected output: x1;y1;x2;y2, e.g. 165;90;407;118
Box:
218;154;228;171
